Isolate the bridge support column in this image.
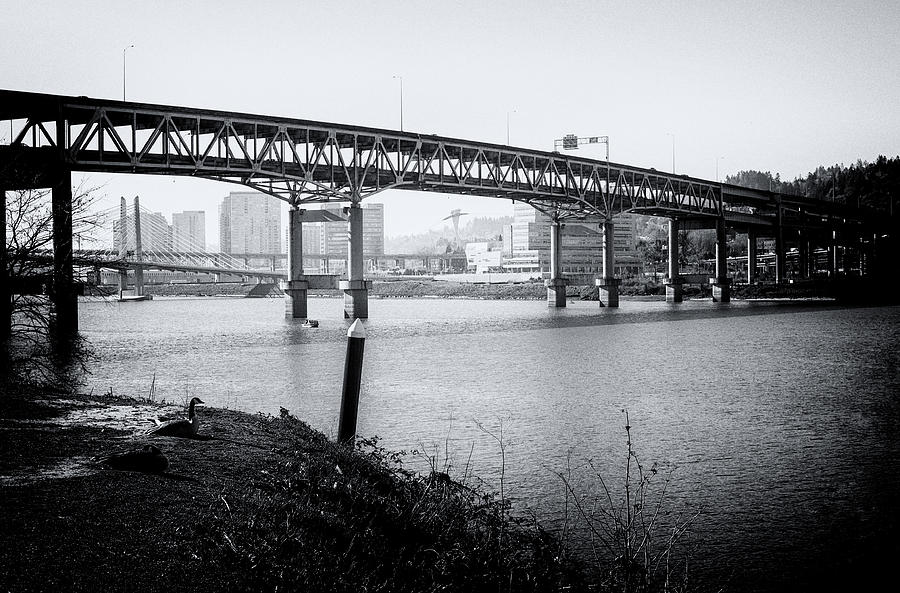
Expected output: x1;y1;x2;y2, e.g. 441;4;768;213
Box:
51;170;77;333
283;207;309;319
339;200;371;319
1;187;9;344
544;216;567;307
595;220;619;307
775;205;785;284
827;229;837;277
665;218;683;302
711;217;731;303
798;234;810;279
747;231;758;284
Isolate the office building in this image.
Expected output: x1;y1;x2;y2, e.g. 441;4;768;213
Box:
504;202;640;276
219;192;281;255
172;210;206;251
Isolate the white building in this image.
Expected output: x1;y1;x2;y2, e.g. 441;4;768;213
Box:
171;210;206;251
219;192;281;255
465;241;503;273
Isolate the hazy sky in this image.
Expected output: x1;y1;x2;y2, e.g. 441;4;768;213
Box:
2;0;897;244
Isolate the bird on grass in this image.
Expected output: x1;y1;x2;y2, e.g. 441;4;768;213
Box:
95;445;169;473
147;397;205;438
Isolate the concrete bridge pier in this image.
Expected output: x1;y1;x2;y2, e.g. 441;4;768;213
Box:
798;233;810;279
827;229;838;277
665;218;683;302
595;220;620;307
1;187;9;343
544;216;567;307
747;230;758;284
774;205;785;284
283;207;309;319
51;170;78;333
339;200;371;319
711;217;731;303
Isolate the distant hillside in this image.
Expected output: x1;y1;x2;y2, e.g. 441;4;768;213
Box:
385;215;513;253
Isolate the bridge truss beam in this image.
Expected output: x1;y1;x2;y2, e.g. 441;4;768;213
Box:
0;90;803;225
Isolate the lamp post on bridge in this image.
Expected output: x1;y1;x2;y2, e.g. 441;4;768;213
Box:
123;44;134;101
506;109;516;145
716;156;725;182
666;133;676;174
392;75;403;131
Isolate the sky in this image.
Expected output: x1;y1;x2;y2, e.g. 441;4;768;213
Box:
2;0;898;246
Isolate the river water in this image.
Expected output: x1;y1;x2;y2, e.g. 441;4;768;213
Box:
79;295;900;592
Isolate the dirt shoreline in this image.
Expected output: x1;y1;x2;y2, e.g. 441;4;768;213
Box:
0;387;585;592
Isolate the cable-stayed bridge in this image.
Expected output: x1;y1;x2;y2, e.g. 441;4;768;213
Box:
83;199;283;281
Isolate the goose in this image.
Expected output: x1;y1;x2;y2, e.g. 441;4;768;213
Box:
148;397;204;438
95;445;169;473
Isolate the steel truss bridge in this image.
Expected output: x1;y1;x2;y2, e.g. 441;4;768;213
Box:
1;89;894;327
0;89;879;234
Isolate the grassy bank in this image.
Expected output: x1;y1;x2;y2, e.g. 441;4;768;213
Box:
0;383;588;592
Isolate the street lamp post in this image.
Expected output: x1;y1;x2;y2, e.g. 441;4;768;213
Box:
122;44;134;101
716;156;725;182
506;109;516;145
392;75;403;131
667;133;676;174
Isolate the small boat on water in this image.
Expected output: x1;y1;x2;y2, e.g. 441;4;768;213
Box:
118;294;153;302
302;319;319;328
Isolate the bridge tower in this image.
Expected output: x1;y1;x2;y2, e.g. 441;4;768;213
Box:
118;197;128;295
132;196;145;297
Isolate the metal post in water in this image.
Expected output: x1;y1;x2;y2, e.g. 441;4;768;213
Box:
338;318;366;444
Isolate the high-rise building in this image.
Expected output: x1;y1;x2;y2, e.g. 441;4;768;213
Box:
504;203;640;276
219;192;282;255
171;210;206;251
314;203;385;257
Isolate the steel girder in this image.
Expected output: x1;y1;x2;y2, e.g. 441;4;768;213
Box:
0;89;859;230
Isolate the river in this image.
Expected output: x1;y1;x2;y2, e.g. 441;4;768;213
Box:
79;295;900;592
